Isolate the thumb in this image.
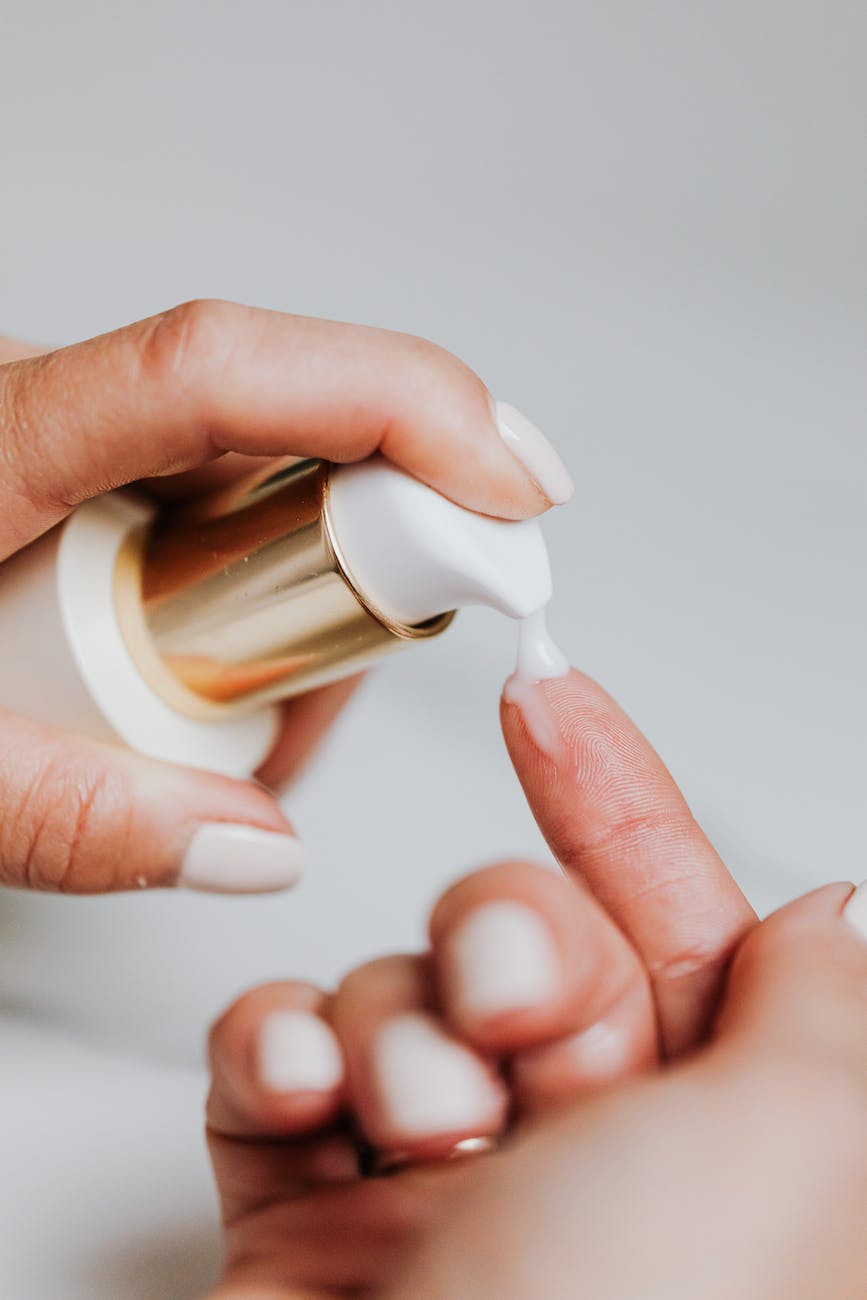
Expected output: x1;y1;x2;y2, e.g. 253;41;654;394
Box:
0;710;304;894
714;881;867;1077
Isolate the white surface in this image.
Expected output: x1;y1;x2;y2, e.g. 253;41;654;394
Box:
1;1;866;1296
0;1018;219;1300
329;454;552;624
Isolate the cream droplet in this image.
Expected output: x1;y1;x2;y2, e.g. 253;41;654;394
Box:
503;606;569;752
514;608;570;681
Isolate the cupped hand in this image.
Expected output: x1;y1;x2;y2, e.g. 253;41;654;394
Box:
0;307;568;895
203;670;866;1299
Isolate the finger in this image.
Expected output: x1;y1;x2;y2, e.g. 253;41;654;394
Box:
255;675;364;794
216;1173;437;1299
429;862;657;1104
715;881;867;1078
330;955;508;1160
0;710;304;894
206;982;360;1243
207;982;347;1141
0;300;572;558
207;982;461;1299
502;670;757;1056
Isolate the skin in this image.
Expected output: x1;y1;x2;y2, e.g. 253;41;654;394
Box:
204;671;867;1299
1;314;863;1295
0;306;553;892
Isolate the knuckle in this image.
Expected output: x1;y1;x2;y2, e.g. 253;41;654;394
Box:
0;742;132;893
139;298;236;392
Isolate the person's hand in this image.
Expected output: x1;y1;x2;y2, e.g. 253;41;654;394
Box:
0;305;570;896
203;669;866;1299
386;880;867;1300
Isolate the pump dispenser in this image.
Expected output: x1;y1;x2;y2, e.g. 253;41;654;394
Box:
0;454;554;777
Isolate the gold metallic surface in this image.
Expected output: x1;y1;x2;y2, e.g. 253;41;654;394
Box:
365;1134;500;1177
115;458;454;719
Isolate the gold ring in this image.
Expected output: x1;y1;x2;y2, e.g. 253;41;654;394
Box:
362;1135;500;1178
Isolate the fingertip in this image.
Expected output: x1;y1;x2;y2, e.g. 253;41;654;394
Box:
257;1007;345;1097
431;861;653;1062
431;864;572;1049
331;955;507;1157
208;983;345;1137
439;899;565;1047
120;750;307;894
493;399;574;509
717;881;867;1067
376;352;565;520
841;879;867;942
176;821;305;894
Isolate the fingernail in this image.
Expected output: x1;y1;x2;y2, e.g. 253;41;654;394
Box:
373;1012;504;1137
494;399;574;506
178;823;305;894
448;901;561;1019
258;1010;344;1093
842;880;867;941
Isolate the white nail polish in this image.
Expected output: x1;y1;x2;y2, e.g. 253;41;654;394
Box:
374;1012;503;1137
842;880;867;941
494;400;574;506
178;823;305;894
258;1010;344;1093
450;901;561;1018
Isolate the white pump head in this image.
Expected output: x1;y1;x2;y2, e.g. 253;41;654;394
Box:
327;456;553;627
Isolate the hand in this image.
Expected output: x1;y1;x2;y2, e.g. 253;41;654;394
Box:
0;304;569;895
202;670;866;1299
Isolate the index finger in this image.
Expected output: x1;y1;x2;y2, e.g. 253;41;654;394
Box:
0;300;572;559
502;669;757;1055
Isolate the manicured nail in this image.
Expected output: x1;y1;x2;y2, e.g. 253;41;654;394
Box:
178;823;305;894
494;399;574;506
373;1012;504;1137
842;880;867;942
449;901;561;1019
258;1009;344;1093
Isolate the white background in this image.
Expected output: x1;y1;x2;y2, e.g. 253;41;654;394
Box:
1;3;865;1296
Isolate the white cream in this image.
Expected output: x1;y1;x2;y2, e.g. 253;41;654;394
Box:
513;607;569;681
329;456;570;734
502;608;569;752
328;456;554;624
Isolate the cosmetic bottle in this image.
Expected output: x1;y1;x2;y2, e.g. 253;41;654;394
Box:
0;455;553;777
